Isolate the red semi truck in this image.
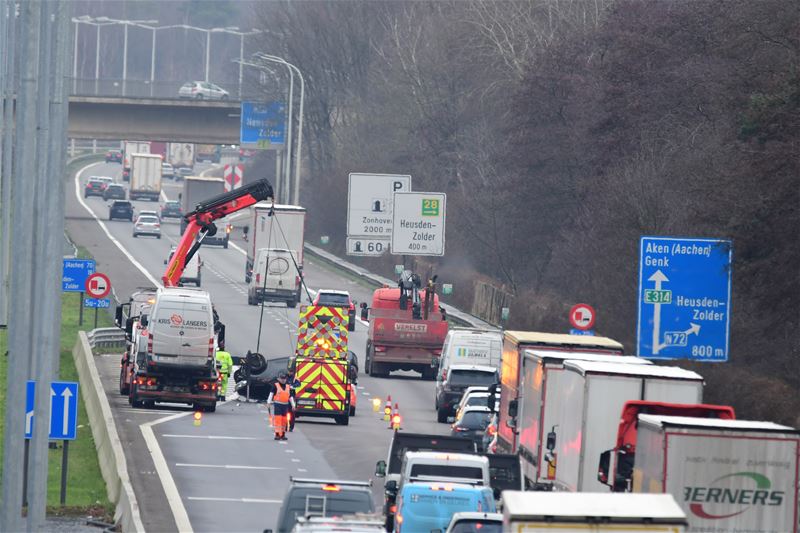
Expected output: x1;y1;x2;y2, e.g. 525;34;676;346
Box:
362;271;448;380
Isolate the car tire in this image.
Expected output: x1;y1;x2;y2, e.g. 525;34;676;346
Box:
204;403;216;413
349;405;356;416
247;294;256;306
287;299;297;309
335;415;350;426
157;235;161;239
223;240;228;249
437;407;449;423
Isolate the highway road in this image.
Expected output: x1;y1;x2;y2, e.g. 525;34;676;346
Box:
65;161;450;532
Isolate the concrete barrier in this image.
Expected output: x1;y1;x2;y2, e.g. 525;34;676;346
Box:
72;331;144;533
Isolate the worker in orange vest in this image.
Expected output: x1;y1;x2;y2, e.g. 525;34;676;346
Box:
267;372;295;441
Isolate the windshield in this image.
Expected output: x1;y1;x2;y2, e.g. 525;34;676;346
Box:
449;370;497;387
317;293;350;306
449;521;502;533
458;411;491;430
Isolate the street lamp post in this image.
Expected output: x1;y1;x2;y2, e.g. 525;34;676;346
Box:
256;53;305;205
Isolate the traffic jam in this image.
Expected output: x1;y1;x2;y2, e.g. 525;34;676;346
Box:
95;141;797;533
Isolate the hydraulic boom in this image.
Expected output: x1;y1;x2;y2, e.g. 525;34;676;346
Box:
163;179;273;287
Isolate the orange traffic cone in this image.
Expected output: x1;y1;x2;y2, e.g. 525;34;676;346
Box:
383;395;392;421
390;403;402;430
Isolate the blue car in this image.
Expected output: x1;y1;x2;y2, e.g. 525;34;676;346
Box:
394;482;496;533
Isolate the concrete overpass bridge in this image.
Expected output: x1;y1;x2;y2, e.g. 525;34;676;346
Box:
67;96;242;144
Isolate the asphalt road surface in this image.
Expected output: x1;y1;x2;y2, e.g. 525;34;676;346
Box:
66;161;450;532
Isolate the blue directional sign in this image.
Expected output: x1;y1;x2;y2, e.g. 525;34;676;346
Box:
84;298;111;309
240;101;286;149
570;329;595;336
25;381;80;440
62;259;95;292
637;236;732;362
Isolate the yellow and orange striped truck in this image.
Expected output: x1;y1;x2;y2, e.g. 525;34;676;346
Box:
291;305;352;425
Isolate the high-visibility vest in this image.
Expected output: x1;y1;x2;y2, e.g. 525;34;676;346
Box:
274;383;291;404
216;350;233;374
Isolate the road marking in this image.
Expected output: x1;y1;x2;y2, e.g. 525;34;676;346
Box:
74;163;161;287
141;412;194;533
297;468;307;473
284;449;295;453
291;458;300;463
175;463;283;470
162;434;269;440
187;497;282;504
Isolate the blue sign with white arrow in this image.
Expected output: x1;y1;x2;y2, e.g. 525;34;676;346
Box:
25;380;79;440
240;101;286;149
637;236;732;362
62;259;95;292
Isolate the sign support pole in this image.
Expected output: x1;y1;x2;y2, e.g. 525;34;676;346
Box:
22;440;29;507
78;291;84;325
59;440;68;505
93;307;98;329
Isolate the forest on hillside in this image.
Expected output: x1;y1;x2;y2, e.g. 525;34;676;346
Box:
251;0;799;425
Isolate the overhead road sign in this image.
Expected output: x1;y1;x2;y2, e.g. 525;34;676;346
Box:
569;303;595;331
25;381;80;440
637;236;732;362
346;237;389;256
240;101;286;149
347;173;411;239
62;259;95;292
85;272;111;299
391;192;446;256
84;298;111;309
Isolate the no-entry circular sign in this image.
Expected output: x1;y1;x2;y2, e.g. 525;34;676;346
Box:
85;272;111;299
569;303;595;331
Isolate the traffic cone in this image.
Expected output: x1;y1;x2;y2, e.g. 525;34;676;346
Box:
390;403;402;431
383;395;392;421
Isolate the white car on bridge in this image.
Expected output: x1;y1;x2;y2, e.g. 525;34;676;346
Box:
178;81;229;100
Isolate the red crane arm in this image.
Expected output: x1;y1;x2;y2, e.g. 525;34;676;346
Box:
162;179;273;287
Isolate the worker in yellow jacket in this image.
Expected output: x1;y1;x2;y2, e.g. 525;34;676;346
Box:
215;344;234;401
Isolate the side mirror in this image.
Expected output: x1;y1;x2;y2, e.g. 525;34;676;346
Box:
384;479;397;493
375;460;387;477
348;310;356;332
115;306;124;327
546;428;557;451
163;259;168;265
124;317;134;339
507;399;518;418
140;315;149;328
360;304;369;321
487;392;496;413
598;449;612;486
431;357;439;369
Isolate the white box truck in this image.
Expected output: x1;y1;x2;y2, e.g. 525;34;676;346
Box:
633;414;799;533
129;153;162;201
122;141;151;181
245;203;306;283
515;350;653;490
167;142;195;170
180;177;229;247
502;491;688;532
546;361;704;493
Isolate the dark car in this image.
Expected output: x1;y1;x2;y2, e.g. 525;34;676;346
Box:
270;478;374;533
160;200;183;219
105;150;123;163
103;183;126;201
451;406;493;451
84;179;106;198
312;290;356;331
109;200;134;221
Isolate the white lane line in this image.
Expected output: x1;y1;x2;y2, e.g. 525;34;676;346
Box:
74;163;161;287
162;434;269;440
141;414;194;533
187;497;281;504
228;240;248;257
175;463;283;470
297;468;307;473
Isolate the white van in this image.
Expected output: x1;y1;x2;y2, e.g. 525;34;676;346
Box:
164;246;202;287
247;248;301;308
400;451;490;490
147;287;215;370
438;328;502;377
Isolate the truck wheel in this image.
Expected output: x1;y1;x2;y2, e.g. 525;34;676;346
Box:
437;407;449;423
223;240;228;249
247;293;256;306
204;403;216;413
349;405;356;416
335;415;350;426
119;368;130;395
130;386;144;408
287;299;297;309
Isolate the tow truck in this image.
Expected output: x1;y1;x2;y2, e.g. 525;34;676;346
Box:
119;179;274;410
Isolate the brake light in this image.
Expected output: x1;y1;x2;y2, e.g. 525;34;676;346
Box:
389;505;397;514
208;338;214;359
295;276;301;288
148;333;153;353
433;349;442;356
225;225;232;234
322;484;340;492
375;345;386;353
441;369;447;380
453;426;467;432
487;425;497;436
256;273;260;285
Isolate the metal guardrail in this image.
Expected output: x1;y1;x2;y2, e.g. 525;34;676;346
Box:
304;244;498;331
86;327;126;350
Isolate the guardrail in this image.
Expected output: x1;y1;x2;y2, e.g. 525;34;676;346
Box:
86;327;126;350
303;244;498;330
73;332;144;533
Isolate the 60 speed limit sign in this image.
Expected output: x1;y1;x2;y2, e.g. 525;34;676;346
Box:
346;237;389;256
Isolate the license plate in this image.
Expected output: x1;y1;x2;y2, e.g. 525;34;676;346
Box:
166;386;188;392
298;399;316;406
